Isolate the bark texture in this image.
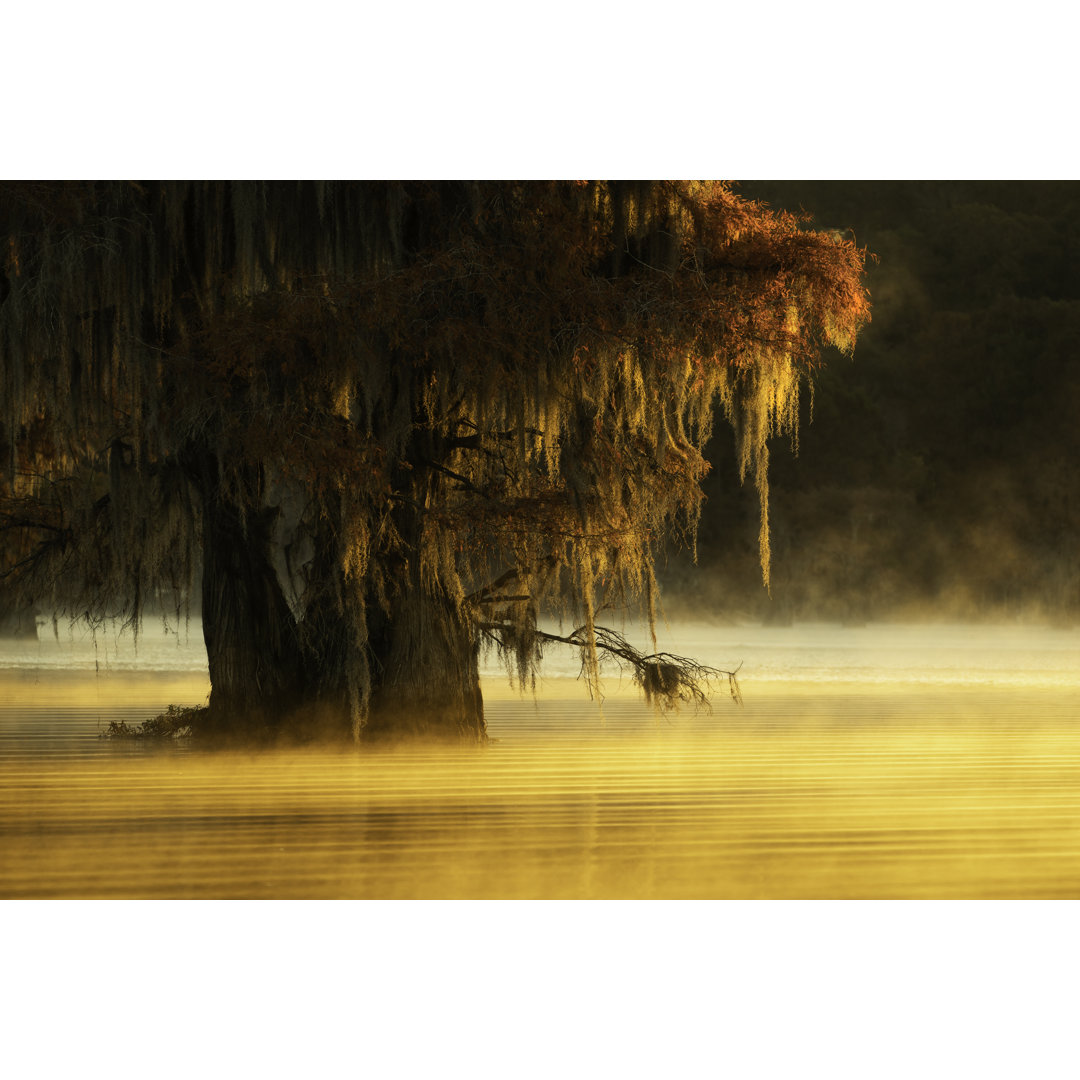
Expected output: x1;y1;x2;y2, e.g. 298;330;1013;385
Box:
363;574;486;742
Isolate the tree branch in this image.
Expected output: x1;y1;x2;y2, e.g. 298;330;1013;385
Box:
417;458;491;499
479;620;742;711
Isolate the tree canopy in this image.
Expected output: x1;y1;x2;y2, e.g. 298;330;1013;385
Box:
672;181;1080;625
0;181;870;741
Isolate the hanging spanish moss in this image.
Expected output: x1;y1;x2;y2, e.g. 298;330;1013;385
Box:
0;181;870;742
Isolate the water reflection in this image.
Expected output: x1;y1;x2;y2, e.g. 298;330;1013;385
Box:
2;623;1079;898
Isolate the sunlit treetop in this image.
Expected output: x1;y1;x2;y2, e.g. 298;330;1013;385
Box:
0;181;870;738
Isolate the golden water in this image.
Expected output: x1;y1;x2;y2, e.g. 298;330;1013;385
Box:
3;625;1080;897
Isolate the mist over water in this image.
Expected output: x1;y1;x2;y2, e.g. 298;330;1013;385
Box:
2;618;1079;898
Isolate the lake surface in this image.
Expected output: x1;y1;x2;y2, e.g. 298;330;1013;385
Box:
2;620;1079;898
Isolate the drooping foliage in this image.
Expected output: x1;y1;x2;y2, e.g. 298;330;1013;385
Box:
672;181;1080;626
0;181;869;739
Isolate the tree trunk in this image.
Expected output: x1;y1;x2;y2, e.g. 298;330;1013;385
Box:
362;575;486;743
359;443;487;743
0;606;39;640
199;496;308;737
188;453;486;744
186;443;322;740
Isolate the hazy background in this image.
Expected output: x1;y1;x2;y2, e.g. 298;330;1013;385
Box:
660;181;1080;627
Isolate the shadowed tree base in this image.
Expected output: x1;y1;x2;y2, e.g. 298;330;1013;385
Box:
359;580;487;743
186;693;486;747
359;688;486;744
194;495;488;744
